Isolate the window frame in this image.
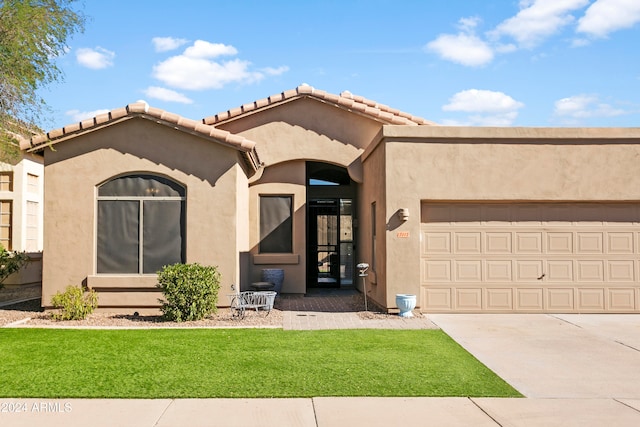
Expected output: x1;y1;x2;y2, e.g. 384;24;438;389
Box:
26;201;38;252
0;200;12;250
96;174;186;275
259;195;294;254
371;201;377;272
0;172;13;192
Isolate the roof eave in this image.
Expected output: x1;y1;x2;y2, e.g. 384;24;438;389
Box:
22;104;260;164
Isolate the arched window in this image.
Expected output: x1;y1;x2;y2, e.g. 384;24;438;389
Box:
96;174;185;274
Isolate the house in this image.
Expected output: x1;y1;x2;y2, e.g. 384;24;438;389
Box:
0;147;43;293
20;85;640;313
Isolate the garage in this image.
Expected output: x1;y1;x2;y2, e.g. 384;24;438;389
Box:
421;202;640;313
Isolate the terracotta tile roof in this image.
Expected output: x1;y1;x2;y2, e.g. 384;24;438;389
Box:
19;102;262;173
202;84;437;126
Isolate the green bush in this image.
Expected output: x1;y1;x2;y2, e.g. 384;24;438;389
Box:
157;263;221;322
0;247;29;290
50;285;99;321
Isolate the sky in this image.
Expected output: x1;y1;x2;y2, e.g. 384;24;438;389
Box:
38;0;640;130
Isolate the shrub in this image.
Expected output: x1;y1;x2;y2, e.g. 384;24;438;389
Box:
157;263;221;322
0;247;29;290
50;285;99;321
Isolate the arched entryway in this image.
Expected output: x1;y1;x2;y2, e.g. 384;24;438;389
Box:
306;162;357;289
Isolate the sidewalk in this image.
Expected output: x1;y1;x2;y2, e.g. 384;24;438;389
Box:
2;292;640;426
2;397;640;426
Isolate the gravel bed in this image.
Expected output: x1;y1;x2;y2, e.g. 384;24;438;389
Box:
0;299;43;327
0;299;282;328
0;294;416;328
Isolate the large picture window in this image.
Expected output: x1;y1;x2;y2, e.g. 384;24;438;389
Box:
97;174;185;274
259;195;293;253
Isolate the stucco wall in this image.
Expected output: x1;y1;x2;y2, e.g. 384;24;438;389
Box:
41;118;245;308
248;161;306;294
216;98;376;171
377;126;640;311
219;98;383;294
359;140;387;307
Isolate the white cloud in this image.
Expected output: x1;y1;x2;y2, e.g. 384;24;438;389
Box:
457;16;482;32
261;66;290;76
442;89;525;126
152;37;189;52
426;17;494;67
152;40;288;90
490;0;590;48
143;86;193;104
426;2;590;67
443;89;524;113
428;0;638;67
154;57;261;90
554;94;627;119
571;37;591;47
577;0;640;37
76;47;115;69
183;40;237;58
65;108;110;122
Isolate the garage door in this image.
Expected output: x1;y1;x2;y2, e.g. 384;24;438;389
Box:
421;203;640;313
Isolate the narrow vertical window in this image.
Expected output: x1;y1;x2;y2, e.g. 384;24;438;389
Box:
0;200;12;250
259;195;293;253
97;174;185;274
27;173;39;194
26;201;38;252
371;202;376;271
0;172;13;192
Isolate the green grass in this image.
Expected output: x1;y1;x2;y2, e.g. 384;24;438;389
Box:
0;329;521;398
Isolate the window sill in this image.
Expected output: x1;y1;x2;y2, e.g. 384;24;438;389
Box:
252;254;300;265
87;275;158;289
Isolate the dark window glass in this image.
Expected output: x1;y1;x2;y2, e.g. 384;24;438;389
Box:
97;200;140;273
260;196;293;253
142;200;184;273
98;174;185;197
97;175;185;274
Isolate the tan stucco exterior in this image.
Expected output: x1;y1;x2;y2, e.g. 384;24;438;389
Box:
222;97;382;295
40;118;249;308
26;87;640;313
361;126;640;312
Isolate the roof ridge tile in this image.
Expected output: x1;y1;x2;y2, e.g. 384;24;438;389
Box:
202;85;435;126
23;102;260;164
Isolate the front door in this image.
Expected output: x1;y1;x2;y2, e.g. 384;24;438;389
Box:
307;198;354;288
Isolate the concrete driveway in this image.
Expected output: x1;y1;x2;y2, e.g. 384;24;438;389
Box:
429;314;640;399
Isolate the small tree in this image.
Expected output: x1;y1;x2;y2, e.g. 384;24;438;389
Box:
0;0;85;160
0;247;29;289
157;263;221;322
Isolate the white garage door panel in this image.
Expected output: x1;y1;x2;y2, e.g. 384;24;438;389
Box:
420;203;640;313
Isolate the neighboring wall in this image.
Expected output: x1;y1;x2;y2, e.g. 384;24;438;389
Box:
1;153;44;288
41;118;245;308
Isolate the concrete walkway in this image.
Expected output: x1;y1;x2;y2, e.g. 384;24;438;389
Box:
3;293;640;426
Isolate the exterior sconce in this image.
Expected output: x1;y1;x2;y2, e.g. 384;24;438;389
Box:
398;208;409;221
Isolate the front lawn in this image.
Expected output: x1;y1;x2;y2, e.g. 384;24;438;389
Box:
0;329;521;398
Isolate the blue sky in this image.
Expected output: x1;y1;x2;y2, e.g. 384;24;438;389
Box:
39;0;640;130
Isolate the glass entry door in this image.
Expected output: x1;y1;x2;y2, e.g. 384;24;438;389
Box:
308;199;353;287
